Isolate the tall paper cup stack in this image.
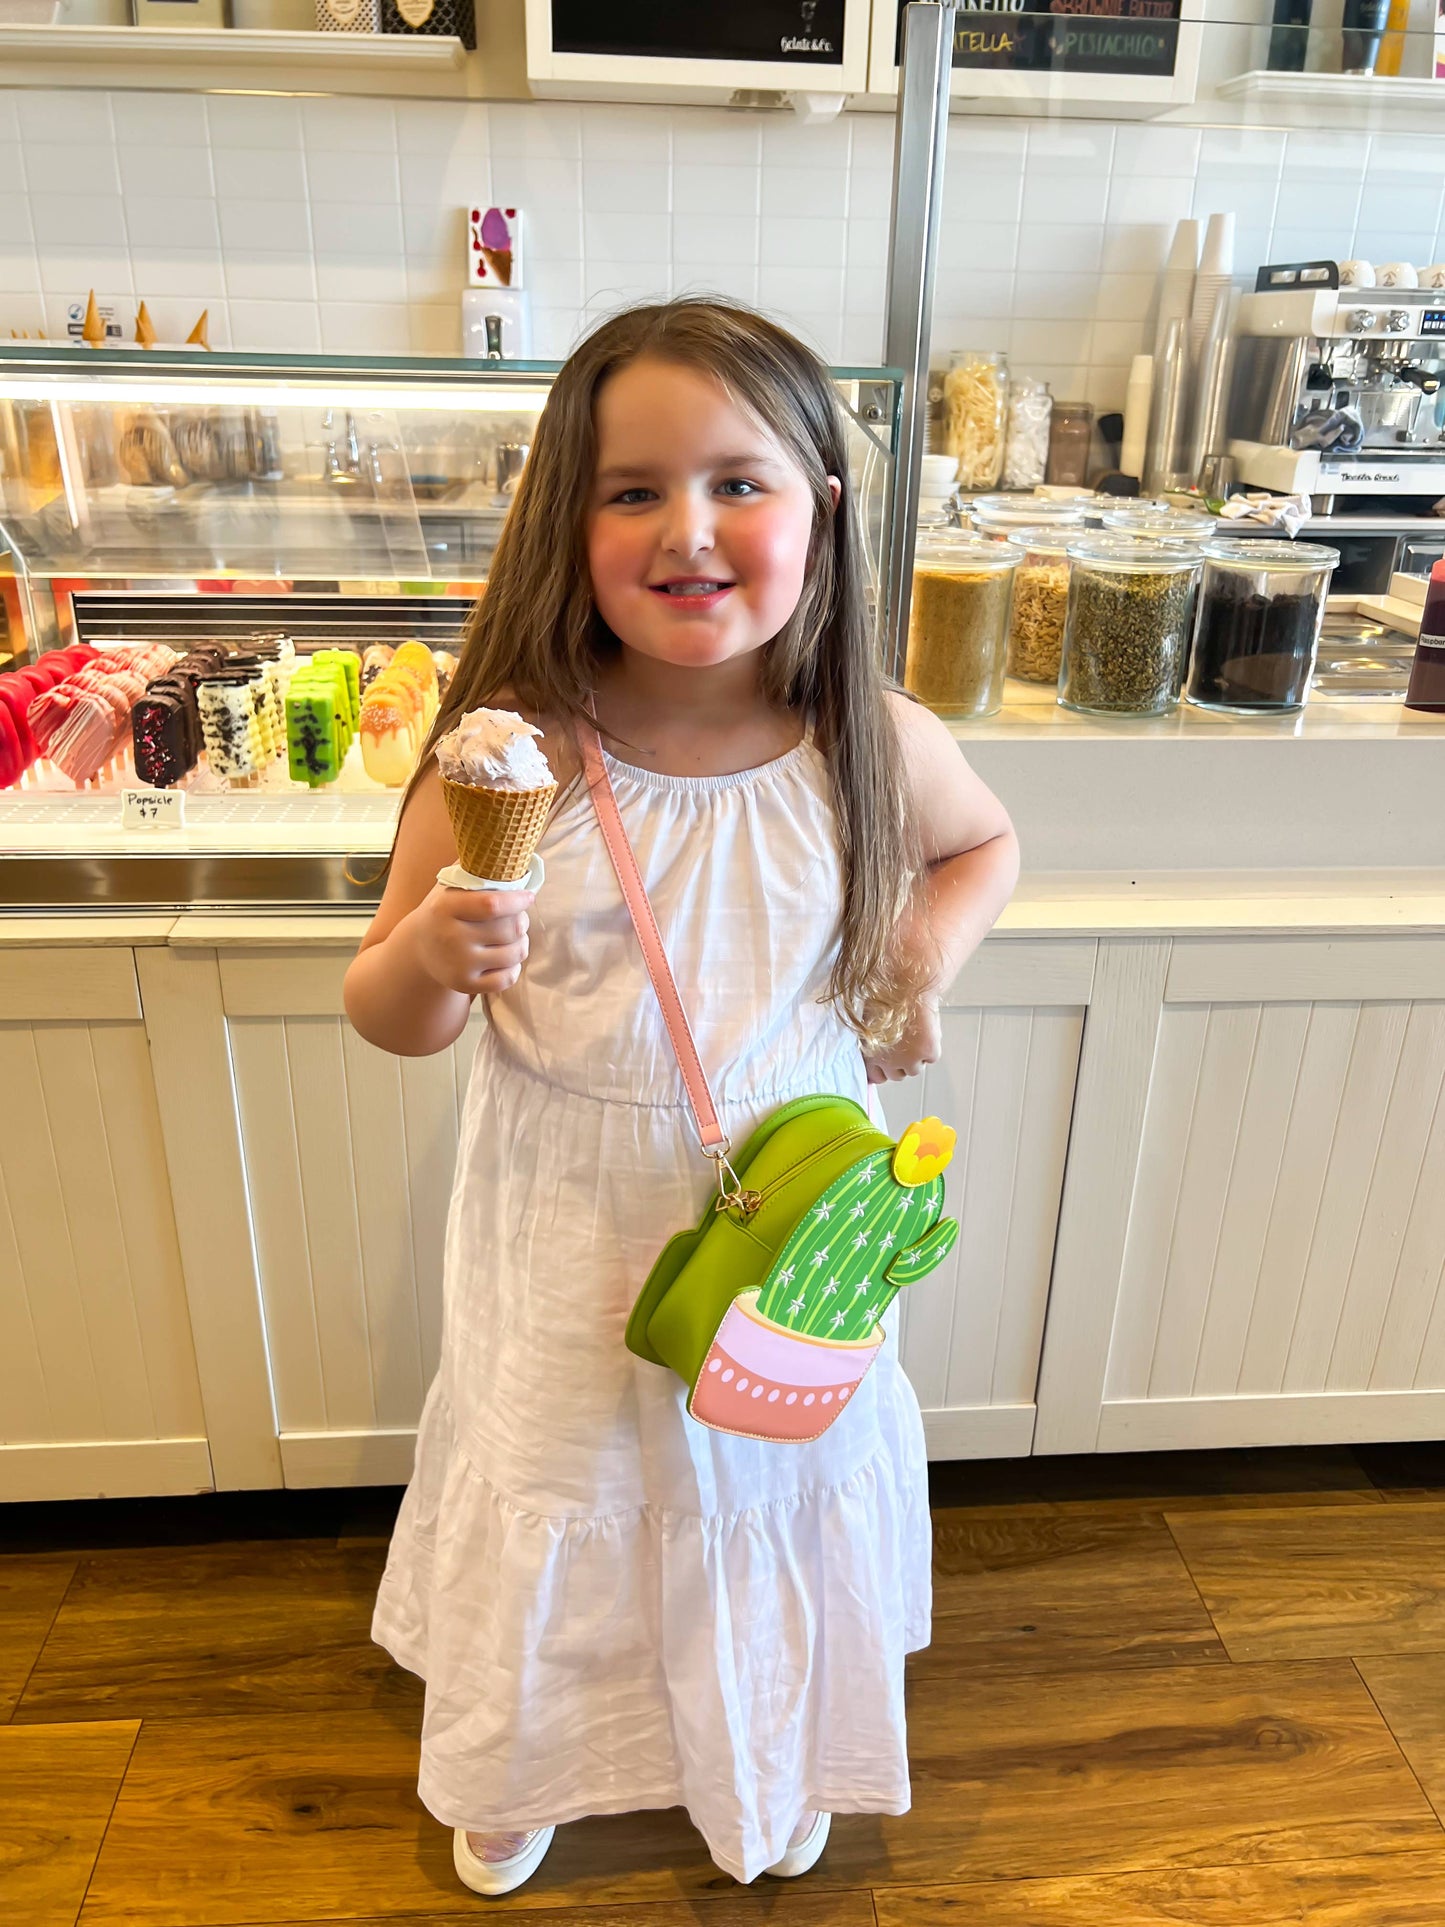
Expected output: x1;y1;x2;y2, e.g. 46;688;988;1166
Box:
1190;213;1236;360
1154;218;1199;364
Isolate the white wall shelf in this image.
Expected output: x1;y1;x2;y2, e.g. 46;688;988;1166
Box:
0;22;473;93
1216;68;1445;128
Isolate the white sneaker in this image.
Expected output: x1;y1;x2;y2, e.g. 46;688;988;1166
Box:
763;1810;831;1877
453;1824;556;1897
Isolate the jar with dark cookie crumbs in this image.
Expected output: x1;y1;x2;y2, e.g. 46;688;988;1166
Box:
1059;535;1203;717
1186;539;1339;714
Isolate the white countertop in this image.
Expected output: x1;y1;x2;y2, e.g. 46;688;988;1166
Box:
953;678;1444;741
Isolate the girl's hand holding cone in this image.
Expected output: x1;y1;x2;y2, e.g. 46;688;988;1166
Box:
406;883;534;999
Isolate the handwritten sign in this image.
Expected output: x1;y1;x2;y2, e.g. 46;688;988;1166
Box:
121;788;187;831
898;0;1182;78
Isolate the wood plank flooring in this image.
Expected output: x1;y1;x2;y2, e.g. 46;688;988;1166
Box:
4;1443;1445;1926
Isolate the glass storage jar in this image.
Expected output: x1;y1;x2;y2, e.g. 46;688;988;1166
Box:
942;350;1008;491
970;496;1087;538
1002;527;1074;684
1001;377;1052;489
1101;504;1214;546
1045;402;1093;486
1186;539;1340;713
1059;535;1203;716
905;534;1018;719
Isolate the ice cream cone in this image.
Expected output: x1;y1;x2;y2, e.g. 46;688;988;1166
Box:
186;309;210;349
481;246;513;286
135;301;157;347
442;776;554;882
82;291;105;348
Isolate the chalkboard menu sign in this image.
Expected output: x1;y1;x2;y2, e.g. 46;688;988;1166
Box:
896;0;1181;79
552;0;848;63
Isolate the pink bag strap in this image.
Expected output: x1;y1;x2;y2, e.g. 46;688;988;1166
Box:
576;717;727;1157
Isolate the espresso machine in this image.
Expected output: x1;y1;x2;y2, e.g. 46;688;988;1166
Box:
1224;262;1445;508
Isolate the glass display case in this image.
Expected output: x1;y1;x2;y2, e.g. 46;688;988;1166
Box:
0;344;902;908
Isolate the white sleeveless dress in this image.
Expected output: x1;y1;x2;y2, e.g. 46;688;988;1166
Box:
371;733;934;1886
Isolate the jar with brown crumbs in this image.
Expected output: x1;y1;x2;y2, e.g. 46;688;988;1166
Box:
1002;526;1074;684
905;534;1018;719
1059;535;1203;716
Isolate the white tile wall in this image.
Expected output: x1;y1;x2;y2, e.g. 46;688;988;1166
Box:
4;90;1445;414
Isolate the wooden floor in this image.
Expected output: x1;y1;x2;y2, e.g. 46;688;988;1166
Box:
6;1442;1445;1926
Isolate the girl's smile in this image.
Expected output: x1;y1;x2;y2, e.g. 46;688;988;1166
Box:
587;356;837;671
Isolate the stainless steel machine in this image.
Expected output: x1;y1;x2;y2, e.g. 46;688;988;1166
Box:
1225;262;1445;506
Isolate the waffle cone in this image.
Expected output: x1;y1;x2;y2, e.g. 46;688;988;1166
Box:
442;777;555;882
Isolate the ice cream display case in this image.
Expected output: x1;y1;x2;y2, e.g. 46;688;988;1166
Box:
0;344;903;910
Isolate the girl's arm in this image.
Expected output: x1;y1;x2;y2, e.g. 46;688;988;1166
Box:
864;693;1021;1083
343;762;534;1058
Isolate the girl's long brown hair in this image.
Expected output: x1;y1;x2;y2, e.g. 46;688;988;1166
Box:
399;297;926;1049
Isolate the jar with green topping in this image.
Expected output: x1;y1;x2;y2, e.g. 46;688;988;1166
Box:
1059;535;1203;716
905;534;1018;719
1002;527;1074;684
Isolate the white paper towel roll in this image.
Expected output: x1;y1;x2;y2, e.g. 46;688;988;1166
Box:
1121;353;1153;482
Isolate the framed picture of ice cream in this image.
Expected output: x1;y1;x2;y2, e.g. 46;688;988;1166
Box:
131;0;229;24
468;208;524;290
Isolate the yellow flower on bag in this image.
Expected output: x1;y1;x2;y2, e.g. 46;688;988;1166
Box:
892;1118;957;1187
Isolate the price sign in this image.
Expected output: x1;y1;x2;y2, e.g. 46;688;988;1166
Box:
898;0;1182;79
121;788;187;831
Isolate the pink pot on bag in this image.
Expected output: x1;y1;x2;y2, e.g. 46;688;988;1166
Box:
688;1288;885;1442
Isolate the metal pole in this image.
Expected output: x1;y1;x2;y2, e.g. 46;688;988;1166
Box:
881;0;956;683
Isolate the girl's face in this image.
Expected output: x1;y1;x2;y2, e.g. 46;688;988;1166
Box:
586;356;839;674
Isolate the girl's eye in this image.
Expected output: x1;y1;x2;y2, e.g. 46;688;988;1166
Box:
718;479;759;498
613;487;655;505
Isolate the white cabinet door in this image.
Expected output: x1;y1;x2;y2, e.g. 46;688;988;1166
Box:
879;937;1093;1460
0;947;211;1501
214;945;484;1489
1036;936;1445;1455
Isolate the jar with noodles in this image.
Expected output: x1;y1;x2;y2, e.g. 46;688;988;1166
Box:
1002;527;1074;685
905;534;1018;719
943;350;1008;491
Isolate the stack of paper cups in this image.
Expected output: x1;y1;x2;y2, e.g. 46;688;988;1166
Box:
1190;212;1236;361
1120;353;1153;483
1145;316;1191;495
1188;284;1237;484
1154;218;1199;365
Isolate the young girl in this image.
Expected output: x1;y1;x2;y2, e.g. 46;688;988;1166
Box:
345;298;1019;1896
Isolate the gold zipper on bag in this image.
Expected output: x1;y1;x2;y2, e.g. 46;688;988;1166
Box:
714;1127;876;1223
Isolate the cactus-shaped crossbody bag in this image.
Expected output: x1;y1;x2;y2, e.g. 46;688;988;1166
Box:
579;721;960;1445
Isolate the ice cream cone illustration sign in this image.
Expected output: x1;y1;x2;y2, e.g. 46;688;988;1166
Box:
468;207;523;289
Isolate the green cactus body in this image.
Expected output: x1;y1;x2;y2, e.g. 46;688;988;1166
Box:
753;1148;950;1344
